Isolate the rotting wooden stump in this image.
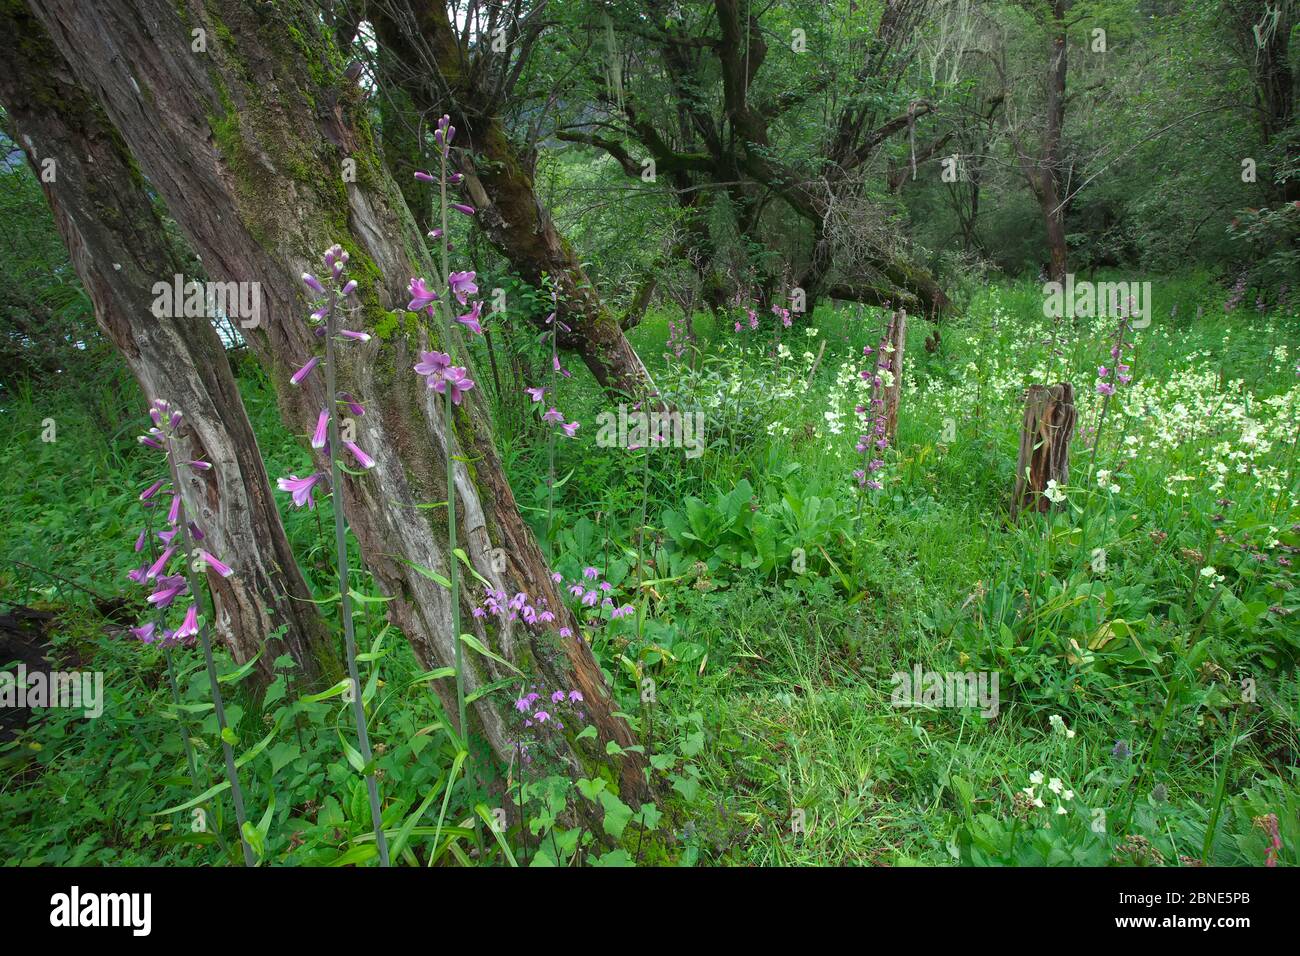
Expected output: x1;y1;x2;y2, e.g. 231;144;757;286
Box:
883;308;907;443
1012;383;1076;516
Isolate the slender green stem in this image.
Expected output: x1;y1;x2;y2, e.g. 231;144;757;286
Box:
1079;320;1131;563
546;286;559;537
161;646;229;855
1202;710;1239;864
145;511;228;856
163;437;254;867
325;287;390;867
443;150;467;745
637;422;651;648
162;649;201;788
143;508;202;792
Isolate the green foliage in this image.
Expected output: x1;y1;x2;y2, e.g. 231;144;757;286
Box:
3;277;1298;867
3;0;1299;868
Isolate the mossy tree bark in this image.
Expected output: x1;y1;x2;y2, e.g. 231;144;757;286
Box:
28;0;645;799
1225;0;1298;205
0;0;338;689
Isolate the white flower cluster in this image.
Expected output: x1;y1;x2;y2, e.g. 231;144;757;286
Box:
1023;769;1075;815
1119;362;1298;496
819;350;875;453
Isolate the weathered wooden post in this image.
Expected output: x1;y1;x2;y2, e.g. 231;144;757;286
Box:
882;308;907;443
1012;383;1076;516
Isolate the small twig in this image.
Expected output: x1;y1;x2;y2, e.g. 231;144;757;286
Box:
1;559;113;605
805;339;827;384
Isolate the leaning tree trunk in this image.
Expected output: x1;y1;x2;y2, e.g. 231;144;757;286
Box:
456;143;656;401
29;0;645;799
1012;383;1076;516
368;2;657;402
0;0;338;689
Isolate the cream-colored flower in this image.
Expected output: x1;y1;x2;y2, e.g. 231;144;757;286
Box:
1049;714;1076;738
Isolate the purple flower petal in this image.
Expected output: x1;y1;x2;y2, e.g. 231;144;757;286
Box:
345;441;376;469
199;550;234;578
291;356;320;386
311;408;330;449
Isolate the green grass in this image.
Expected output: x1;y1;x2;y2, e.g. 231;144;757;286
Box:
2;276;1297;866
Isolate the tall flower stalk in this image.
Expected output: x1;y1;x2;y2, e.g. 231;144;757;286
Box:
287;248;389;866
545;286;561;534
1080;312;1135;560
436;125;466;743
530;283;579;536
411;115;485;743
134;399;254;866
130;499;229;856
1085;313;1133;489
635;412;655;651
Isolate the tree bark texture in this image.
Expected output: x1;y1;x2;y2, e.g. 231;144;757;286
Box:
0;0;338;687
28;0;646;799
369;1;657;402
882;309;907;444
1012;383;1076;517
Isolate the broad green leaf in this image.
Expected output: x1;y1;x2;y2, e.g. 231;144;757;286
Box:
218;649;264;684
392;555;451;588
576;778;606;801
598;790;633;839
459;633;522;676
299;679;352;703
338;730;367;773
475;803;518;867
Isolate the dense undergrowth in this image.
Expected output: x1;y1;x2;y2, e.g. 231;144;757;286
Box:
1;274;1297;866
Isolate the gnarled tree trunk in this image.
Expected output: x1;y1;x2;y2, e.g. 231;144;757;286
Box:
29;0;644;799
369;2;656;402
0;0;338;688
